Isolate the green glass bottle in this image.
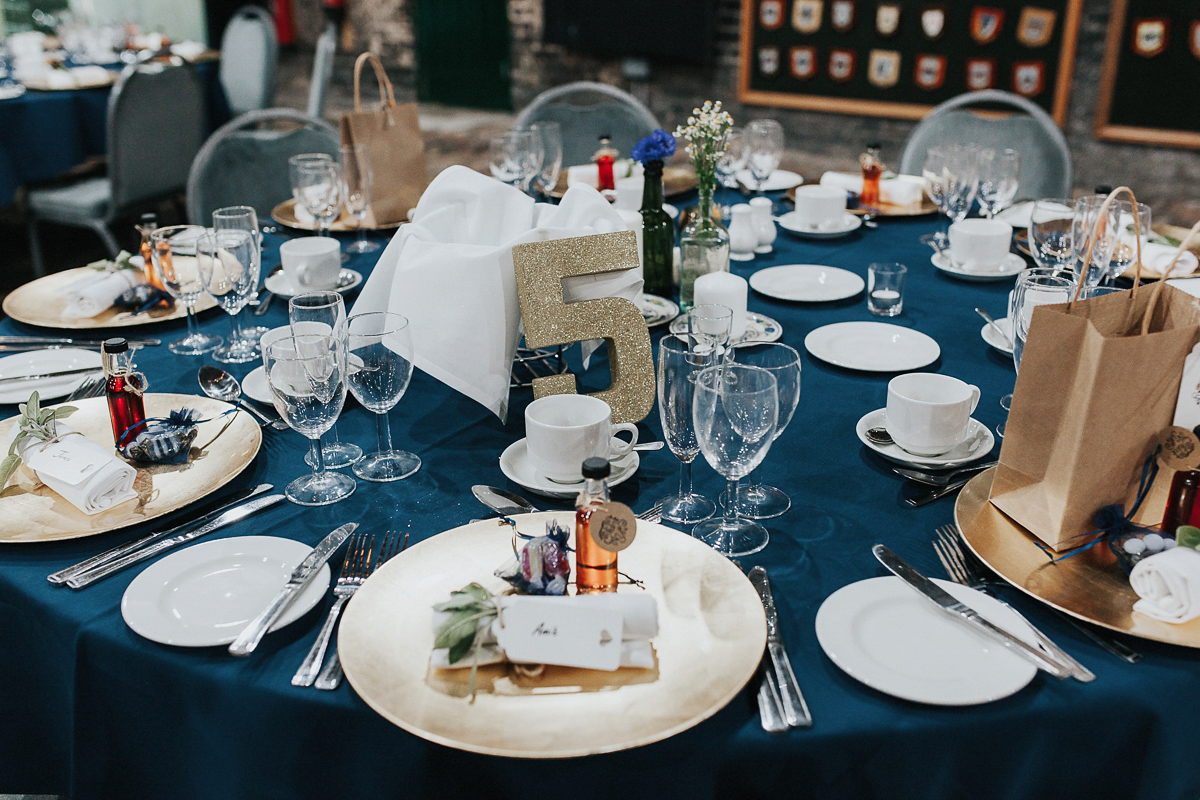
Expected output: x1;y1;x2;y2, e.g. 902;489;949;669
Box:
640;159;674;298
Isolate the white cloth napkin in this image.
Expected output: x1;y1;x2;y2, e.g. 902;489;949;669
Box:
819;171;926;207
351;165;641;421
7;424;137;515
1130;241;1199;277
170;41;207;61
60;268;140;319
68;66;111;85
1131;546;1200;624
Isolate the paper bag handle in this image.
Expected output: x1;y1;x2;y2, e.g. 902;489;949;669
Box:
352;52;397;114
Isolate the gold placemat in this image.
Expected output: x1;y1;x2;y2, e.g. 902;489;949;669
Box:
550;165;698;200
785;186;938;217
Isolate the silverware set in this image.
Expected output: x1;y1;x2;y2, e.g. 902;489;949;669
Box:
65;375;107;400
895;461;997;507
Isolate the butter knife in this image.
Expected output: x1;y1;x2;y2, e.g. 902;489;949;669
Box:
748;566;813;728
228;522;357;657
0;366;103;385
872;544;1070;679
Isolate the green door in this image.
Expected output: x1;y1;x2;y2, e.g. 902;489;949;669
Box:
414;0;511;110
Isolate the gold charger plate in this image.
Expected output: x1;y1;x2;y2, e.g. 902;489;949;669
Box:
0;393;261;543
955;468;1200;647
270;199;404;232
2;267;217;330
338;511;767;758
785;186;938;217
551;165;698;200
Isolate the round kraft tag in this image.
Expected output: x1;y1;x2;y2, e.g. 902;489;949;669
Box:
1157;426;1200;471
588;502;638;552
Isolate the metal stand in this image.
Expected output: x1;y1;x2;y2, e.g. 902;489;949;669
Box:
510;343;568;389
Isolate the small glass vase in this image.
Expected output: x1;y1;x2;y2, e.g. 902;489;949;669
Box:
679;184;730;310
641;159;674;298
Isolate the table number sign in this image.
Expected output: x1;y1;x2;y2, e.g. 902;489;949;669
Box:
511;231;654;424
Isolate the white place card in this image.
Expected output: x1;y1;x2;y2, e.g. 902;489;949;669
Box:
495;597;625;671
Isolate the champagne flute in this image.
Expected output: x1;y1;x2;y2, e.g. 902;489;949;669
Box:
657;334;717;525
530;121;562;198
345;311;421;482
1106;200;1150;283
745;119;784;195
340;143;379;254
716;127;747;189
288;153;342;237
289;291;363;469
152;224;223;356
1072;195;1120;288
212;205;268;346
489;131;527;188
977;148;1020;218
264;334;356;506
691;364;778;557
942;143;979;225
921;147;948;250
197;229;260;363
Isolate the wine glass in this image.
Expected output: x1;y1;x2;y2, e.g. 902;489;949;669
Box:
687;304;733;357
1106;200;1150;283
264;334;356;506
745;119;784;195
1029;197;1077;275
977;148;1020;218
724;342;801;519
691;364;779;557
716;126;747;190
340;143;380;254
345;311;422;482
942;143;979;225
921;147;948;250
151;224;223;356
289;291;364;469
197;229;260;363
212;205;268;346
530;121;562;198
998;270;1074;437
656;334;717;525
1072;195;1121;288
288;153;343;237
489;130;537;189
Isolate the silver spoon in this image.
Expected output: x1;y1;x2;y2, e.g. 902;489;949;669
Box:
198;365;290;430
865;427;893;445
974;307;1013;348
472;485;538;516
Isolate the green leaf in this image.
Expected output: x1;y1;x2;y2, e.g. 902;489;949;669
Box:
1176;525;1200;549
53;406;77;420
26;392;39;421
433;596;484;613
0;454;19;488
433;608;482;650
37;408;55;425
447;632;475;665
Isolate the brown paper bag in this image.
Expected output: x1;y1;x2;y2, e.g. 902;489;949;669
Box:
339;53;428;226
990;196;1200;550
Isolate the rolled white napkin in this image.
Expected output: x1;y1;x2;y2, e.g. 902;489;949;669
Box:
1131;546;1200;624
818;171;925;207
1133;241;1199;277
68;66;111;85
7;423;137;515
60;269;140;319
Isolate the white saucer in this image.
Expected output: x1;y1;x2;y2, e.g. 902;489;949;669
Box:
855;408;996;468
980;317;1014;354
932;252;1025;282
241;365;273;405
668;311;783;347
735;169;803;192
815;576;1037;706
499;437;639;499
264;268;363;298
778;212;863;239
749;264;864;302
121;535;330;647
0;84;26;100
805;321;940;372
638;293;680;327
0;348;102;404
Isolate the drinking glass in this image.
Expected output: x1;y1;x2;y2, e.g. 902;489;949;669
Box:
490;130;539;191
977;148;1020;218
716;127;747;189
264;334;356;506
921;147;948;250
725;343;801;519
1107;200;1151;283
998;270;1074;437
691;364;779;557
290;291;363;469
656;334;717;524
942;143;979;225
530;121;562;198
745;119;784;195
152;224;223;355
1028;198;1077;275
212;205;268;346
197;229;260;363
345;312;421;482
340;143;380;254
1072;195;1121;288
687;304;733;356
288;153;343;237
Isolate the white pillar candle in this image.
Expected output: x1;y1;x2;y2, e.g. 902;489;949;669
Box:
694;271;748;338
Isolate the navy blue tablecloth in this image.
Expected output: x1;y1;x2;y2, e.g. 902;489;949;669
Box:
1;203;1198;800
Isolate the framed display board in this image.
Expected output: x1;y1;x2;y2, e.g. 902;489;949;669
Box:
1094;0;1200;148
738;0;1084;125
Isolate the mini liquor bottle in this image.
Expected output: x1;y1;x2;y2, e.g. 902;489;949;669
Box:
137;213;167;294
594;136;618;192
102;338;147;447
575;457;618;594
860;142;884;208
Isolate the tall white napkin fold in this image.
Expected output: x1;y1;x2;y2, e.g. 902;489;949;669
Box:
6;424;137;515
1131;547;1200;624
351;165;641;421
60;268;140;319
818;171;926;207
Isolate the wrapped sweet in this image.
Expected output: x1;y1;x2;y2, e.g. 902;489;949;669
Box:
493;519;571;595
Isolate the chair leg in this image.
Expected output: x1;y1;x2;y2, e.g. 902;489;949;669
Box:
27;217;45;278
90;220;121;258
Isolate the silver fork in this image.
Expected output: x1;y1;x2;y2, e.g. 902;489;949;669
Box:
66;376;105;401
313;531;409;690
292;532;372;687
933;525;1096;681
637;502;663;523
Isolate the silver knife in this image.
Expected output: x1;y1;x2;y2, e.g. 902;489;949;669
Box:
872;544;1071;679
0;365;104;386
748;566;813;728
756;665;788;733
228;522;357;657
0;336;161;347
65;492;285;589
49;483;275;585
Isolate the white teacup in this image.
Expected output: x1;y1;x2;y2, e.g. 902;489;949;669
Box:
948;219;1013;271
280;237;341;291
524;394;639;483
791;185;846;229
885;373;981;456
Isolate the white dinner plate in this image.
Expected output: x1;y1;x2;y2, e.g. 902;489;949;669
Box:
749;264;865;302
264;268;363;298
981;317;1014;354
735;169;803;192
777;212;863;239
855;408;996;468
804;322;940;372
121;535;331;647
499;437;639;499
668;311;783;347
638;293;680;327
241;365;273;405
815;576;1038;706
932;252;1025;282
0;348;103;404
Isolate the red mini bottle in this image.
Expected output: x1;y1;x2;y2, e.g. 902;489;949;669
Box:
102;338;147;447
594;136;618;192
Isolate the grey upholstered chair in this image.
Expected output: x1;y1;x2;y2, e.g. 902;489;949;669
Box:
186;107;339;226
26;60;205;276
306;23;336;119
898;89;1072;200
219;5;277;117
513;81;661;168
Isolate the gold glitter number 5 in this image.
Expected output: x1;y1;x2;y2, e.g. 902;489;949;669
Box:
511;231;654;423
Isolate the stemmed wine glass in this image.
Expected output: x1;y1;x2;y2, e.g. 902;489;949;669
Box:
745;119;784;195
921;147;948;251
196;229;260;363
489;130;540;192
290;291;363;469
998;269;1074;437
264;333;356;506
716;126;747;189
1072;195;1121;288
1107;200;1151;282
288;153;343;238
657;334;717;524
212;205;268;347
530;121;562;199
691;364;779;557
1029;197;1077;275
340;143;380;254
942;143;979;226
151;224;223;355
344;311;422;482
977;148;1020;218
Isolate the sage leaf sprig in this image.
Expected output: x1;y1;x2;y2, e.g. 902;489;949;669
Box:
0;391;77;488
86;250;138;272
432;582;499;701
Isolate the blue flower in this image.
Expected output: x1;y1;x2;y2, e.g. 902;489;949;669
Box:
632;129;677;164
